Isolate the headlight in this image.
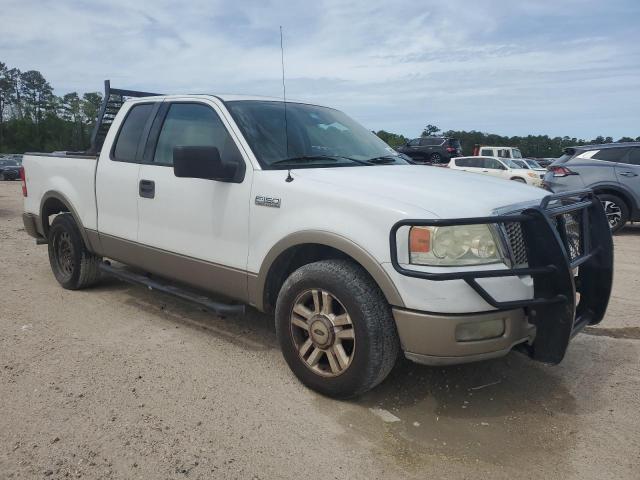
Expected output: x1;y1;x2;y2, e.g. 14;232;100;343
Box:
409;224;504;266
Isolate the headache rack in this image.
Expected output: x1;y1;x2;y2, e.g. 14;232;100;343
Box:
390;190;614;364
87;80;162;155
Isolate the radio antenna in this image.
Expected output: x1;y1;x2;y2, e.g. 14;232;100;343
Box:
280;26;290;162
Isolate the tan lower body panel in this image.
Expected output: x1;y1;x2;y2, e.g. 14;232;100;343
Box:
96;233;249;304
393;307;535;365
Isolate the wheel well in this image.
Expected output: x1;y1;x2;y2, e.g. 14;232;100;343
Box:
592;187;633;213
510;176;525;181
262;243;368;314
41;196;70;239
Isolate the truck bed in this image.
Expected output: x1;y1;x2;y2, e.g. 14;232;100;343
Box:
22;152;99;232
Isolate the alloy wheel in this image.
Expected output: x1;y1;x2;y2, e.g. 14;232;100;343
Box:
601;200;622;229
289;289;355;377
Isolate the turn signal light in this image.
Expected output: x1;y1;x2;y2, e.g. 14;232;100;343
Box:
409;227;431;253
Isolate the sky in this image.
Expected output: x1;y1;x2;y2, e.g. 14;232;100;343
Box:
1;0;639;139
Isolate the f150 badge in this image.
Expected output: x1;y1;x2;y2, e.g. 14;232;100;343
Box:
255;196;281;208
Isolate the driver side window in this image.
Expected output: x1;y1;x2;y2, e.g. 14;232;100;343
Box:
153;103;243;167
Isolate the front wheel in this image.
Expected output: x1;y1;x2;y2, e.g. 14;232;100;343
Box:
275;260;400;398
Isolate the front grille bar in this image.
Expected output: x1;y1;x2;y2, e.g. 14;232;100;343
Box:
389;189;598;310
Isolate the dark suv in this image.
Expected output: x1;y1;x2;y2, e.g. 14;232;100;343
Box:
0;158;21;180
543;142;640;232
396;136;462;164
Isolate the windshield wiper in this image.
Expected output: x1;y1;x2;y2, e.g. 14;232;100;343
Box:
363;155;401;164
270;155;367;166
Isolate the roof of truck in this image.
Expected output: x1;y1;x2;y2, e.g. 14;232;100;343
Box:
127;93;309;104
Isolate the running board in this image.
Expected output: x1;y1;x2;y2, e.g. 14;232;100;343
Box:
99;262;245;316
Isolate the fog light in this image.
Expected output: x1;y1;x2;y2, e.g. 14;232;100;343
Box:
455;318;505;342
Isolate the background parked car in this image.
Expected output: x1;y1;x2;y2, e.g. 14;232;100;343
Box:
448;156;542;186
544;142;640;232
0;158;21;180
534;157;556;168
396;136;462;164
472;145;524;159
512;158;547;180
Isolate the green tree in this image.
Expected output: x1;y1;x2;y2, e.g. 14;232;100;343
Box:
421;124;440;137
375;129;407;148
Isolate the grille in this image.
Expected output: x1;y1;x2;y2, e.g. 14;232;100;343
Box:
504;222;528;265
556;212;583;261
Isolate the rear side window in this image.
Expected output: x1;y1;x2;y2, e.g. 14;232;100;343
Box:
592;148;629;163
153;103;242;166
113;103;155;162
480;149;493;156
455;158;469;167
421;137;443;146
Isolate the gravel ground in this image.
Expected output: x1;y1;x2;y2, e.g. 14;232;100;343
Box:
1;180;639;479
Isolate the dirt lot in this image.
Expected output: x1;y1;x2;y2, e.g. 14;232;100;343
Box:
1;180;639;479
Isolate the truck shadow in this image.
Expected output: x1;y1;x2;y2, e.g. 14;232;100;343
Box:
338;336;621;469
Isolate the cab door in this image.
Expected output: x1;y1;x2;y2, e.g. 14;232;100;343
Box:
135;99;252;301
96;101;160;242
615;147;640;207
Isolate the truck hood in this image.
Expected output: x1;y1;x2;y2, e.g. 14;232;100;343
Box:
292;165;548;218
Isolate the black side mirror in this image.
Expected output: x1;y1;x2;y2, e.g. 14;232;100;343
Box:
173;146;238;182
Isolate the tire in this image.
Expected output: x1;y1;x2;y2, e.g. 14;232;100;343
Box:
597;193;628;233
429;153;442;163
275;259;400;398
511;177;526;183
47;213;102;289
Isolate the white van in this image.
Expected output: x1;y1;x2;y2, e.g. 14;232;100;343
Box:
476;146;524;159
449;156;542;186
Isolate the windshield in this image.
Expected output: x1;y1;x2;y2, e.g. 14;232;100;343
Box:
226;101;409;169
511;148;523;159
525;159;543;169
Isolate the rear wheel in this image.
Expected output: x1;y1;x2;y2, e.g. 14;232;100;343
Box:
48;213;102;289
429;153;442;163
275;259;400;398
597;193;628;233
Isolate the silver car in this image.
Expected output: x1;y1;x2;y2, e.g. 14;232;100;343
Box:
543;143;640;232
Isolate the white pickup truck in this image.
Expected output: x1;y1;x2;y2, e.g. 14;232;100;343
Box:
21;82;614;398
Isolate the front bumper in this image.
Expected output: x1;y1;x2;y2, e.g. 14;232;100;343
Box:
393;308;535;365
389;190;614;365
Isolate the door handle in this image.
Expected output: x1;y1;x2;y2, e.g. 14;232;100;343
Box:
139;179;155;198
619;171;638;177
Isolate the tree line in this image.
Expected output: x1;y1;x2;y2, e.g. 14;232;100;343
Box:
376;124;640;158
0;61;102;153
1;60;638;157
